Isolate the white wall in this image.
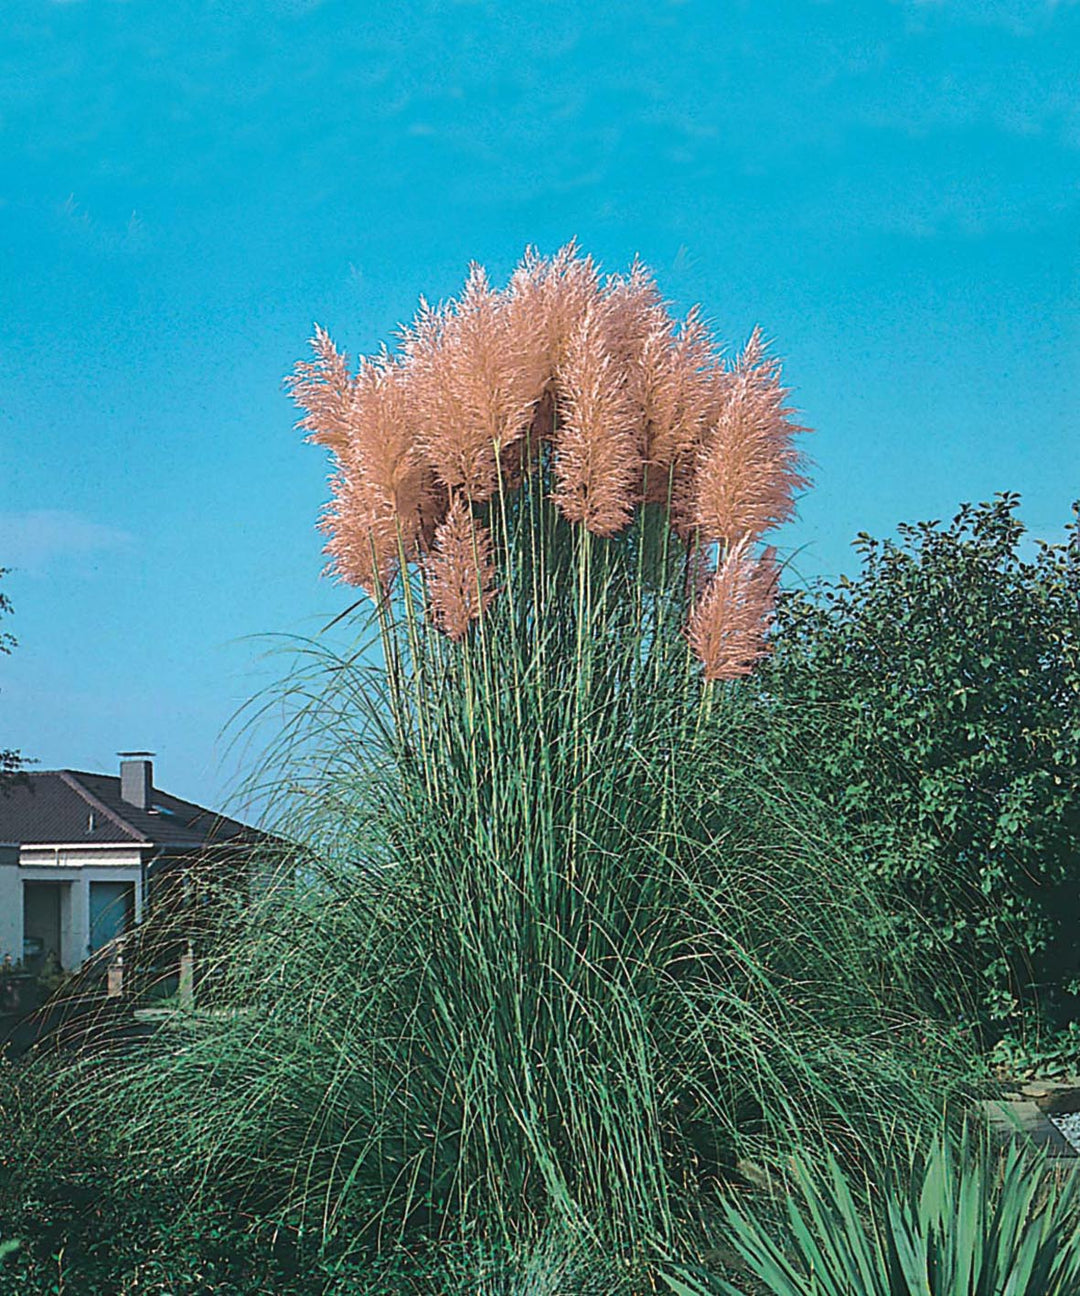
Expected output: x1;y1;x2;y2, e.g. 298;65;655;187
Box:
0;843;20;965
19;847;146;969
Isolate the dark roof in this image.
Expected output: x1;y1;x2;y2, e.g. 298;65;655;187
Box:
0;770;256;853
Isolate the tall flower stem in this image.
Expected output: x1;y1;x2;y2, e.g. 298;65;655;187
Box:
568;521;593;883
632;469;652;692
649;467;679;694
459;616;485;856
370;536;407;758
493;442;533;853
467;501;499;818
396;522;433;796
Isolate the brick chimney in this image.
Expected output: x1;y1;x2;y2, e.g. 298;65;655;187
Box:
119;752;154;810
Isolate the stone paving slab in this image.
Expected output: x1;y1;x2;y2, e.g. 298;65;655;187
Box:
977;1098;1079;1159
1013;1080;1080;1115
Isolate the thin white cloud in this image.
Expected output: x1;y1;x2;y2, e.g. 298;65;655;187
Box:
0;511;135;576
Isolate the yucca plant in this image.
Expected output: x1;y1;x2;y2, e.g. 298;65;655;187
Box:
663;1122;1080;1296
53;246;985;1281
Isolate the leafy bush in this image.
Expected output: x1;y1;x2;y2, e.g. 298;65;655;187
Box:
763;494;1080;1040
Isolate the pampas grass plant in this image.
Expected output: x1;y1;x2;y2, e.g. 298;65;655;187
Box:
48;246;991;1290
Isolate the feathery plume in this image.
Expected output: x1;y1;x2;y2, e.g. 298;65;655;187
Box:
598;257;666;371
551;307;641;536
425;497;498;641
640;307;720;506
598;258;678;499
687;538;779;680
404;265;536;502
288;332;440;594
286;326;356;458
318;473;399;596
685;539;714;602
504;242;604;421
294;255;809;618
594;267;723;508
675;328;809;545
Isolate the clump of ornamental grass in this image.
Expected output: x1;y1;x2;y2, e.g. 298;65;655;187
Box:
54;246;986;1284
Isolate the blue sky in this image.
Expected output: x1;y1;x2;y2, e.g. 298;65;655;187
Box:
1;0;1077;812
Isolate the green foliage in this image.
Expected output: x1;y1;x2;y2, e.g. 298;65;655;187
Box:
50;478;983;1276
762;494;1080;1037
988;1019;1080;1080
0;1058;654;1294
664;1122;1080;1296
0;1057;317;1295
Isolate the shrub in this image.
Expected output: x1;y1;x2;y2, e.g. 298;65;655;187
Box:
762;494;1080;1044
0;1056;313;1295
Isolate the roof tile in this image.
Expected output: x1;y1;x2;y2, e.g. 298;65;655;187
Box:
0;771;254;851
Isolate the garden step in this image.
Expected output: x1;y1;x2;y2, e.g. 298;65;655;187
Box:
1017;1079;1080;1115
977;1099;1079;1160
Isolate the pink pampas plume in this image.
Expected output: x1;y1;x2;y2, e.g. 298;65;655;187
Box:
675;328;809;546
318;472;399;597
288;331;441;595
403;265;537;502
551;307;640;537
687;538;780;680
286;325;355;457
425;497;498;641
505;242;604;427
638;306;721;507
598;257;666;375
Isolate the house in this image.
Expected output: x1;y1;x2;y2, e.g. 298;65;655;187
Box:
0;754;264;973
